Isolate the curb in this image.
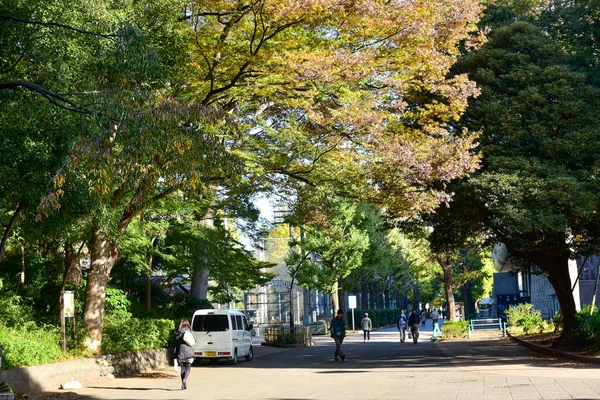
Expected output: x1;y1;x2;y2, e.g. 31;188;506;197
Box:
260;342;314;348
508;332;600;364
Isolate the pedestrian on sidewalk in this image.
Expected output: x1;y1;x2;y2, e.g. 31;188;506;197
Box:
408;309;420;344
174;318;196;390
431;308;440;326
420;309;427;326
361;313;372;342
397;310;407;342
330;310;347;361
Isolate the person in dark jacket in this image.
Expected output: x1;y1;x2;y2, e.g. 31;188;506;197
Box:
174;318;195;390
330;310;347;361
407;309;420;344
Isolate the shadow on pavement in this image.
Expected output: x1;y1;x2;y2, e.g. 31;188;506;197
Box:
85;386;180;392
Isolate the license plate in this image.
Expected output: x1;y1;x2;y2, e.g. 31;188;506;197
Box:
205;351;216;357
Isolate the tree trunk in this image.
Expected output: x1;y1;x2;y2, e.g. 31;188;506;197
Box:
330;280;339;316
145;271;152;312
361;281;369;310
289;285;295;330
545;254;577;338
145;236;157;312
412;283;420;312
191;268;210;299
443;264;456;321
83;227;121;353
338;277;346;314
20;240;25;286
591;260;600;316
0;203;22;264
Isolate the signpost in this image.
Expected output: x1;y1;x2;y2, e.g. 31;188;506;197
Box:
61;290;75;353
64;291;75;317
348;295;357;332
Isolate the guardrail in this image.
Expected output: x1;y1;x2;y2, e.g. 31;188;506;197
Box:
467;318;507;340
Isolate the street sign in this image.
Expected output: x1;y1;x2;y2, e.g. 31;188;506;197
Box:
348;295;357;331
348;295;357;309
64;291;75;318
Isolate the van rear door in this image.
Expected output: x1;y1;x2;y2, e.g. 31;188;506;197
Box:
192;313;231;357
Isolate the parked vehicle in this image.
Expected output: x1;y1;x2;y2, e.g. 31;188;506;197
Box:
190;309;253;365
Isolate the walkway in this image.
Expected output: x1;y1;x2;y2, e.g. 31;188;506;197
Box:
67;322;600;400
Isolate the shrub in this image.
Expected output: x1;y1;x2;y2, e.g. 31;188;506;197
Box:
441;320;469;339
505;303;543;334
0;294;36;327
347;308;400;329
553;311;562;332
569;305;600;346
101;316;175;354
105;287;132;318
0;325;64;369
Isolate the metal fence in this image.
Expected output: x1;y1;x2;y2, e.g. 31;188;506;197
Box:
264;326;312;345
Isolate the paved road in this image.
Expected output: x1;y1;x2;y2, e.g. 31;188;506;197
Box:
71;322;600;400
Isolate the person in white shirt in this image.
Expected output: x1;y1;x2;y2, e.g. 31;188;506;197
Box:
361;313;373;342
397;310;407;343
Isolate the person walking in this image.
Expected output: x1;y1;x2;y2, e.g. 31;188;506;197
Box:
420;309;427;326
361;313;372;342
174;318;195;390
431;308;440;326
330;310;347;361
397;310;407;343
407;309;420;344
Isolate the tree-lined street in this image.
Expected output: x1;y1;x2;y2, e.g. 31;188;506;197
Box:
72;326;600;400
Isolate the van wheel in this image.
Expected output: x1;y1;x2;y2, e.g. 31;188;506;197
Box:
245;346;253;361
230;349;238;365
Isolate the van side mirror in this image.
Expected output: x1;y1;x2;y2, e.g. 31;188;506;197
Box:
247;324;253;331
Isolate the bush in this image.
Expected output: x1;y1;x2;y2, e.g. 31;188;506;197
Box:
0;295;36;327
105;287;132;319
0;325;64;369
569;305;600;346
505;303;543;334
101;316;175;354
347;308;400;330
441;320;469;339
553;311;562;332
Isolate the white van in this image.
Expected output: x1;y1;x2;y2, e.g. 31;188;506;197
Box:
190;309;253;365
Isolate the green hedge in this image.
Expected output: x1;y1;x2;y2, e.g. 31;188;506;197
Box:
101;316;175;354
0;325;64;369
441;320;469;339
347;308;401;330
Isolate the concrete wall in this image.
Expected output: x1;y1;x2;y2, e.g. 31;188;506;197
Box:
0;348;170;394
530;274;557;320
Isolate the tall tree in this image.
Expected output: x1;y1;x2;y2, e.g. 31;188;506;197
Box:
451;20;600;333
294;193;370;315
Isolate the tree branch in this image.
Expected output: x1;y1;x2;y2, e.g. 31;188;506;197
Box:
0;81;92;114
0;15;117;38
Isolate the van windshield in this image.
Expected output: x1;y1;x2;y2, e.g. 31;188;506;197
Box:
192;315;229;332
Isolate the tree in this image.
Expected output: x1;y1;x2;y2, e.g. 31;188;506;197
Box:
3;0;486;351
294;193;370;315
451;20;600;333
